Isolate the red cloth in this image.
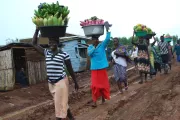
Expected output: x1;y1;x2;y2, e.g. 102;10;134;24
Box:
91;69;110;102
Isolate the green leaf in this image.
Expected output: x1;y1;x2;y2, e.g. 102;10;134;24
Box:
34;10;40;17
56;1;59;6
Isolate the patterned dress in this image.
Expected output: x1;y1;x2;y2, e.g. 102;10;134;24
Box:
148;45;156;75
112;45;128;82
152;46;162;73
136;44;150;73
168;45;173;63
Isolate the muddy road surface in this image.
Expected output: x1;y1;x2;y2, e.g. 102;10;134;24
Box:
1;64;180;120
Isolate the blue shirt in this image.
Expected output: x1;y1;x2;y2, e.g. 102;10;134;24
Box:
87;32;111;70
174;44;180;55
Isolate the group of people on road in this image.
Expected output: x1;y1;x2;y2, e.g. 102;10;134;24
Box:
32;22;180;119
87;29;180;113
32;22;112;120
131;33;180;84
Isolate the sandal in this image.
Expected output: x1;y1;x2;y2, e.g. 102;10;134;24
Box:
139;81;143;84
91;104;97;108
125;86;128;90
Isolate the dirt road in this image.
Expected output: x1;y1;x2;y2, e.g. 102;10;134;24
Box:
1;64;180;120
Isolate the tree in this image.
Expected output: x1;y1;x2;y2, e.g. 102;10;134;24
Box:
6;38;19;44
107;37;114;48
107;36;138;49
119;37;129;45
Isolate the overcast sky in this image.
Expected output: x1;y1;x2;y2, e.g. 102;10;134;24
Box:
1;0;180;45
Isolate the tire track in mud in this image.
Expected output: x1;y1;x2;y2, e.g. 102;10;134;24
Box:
139;72;180;120
1;68;137;120
72;70;139;118
75;80;145;120
107;66;180;120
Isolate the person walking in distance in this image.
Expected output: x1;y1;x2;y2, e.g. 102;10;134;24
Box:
167;41;173;70
131;46;138;71
32;27;79;120
151;46;162;74
173;40;180;66
87;22;112;108
146;36;157;78
158;35;170;74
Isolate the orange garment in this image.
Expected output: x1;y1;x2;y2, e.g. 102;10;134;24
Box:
91;69;110;102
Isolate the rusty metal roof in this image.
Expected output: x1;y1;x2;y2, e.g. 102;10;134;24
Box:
0;43;48;51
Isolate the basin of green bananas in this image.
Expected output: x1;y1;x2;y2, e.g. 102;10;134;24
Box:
144;32;156;39
144;27;156;39
32;1;70;38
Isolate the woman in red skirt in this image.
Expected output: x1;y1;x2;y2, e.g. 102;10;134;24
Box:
87;21;112;107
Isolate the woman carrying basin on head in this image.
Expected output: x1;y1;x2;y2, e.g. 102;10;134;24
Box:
131;31;150;84
87;22;112;108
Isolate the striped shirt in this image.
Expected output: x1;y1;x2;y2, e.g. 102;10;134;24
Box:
44;49;70;83
158;41;168;55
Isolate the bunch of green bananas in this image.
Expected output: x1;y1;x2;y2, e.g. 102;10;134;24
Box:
147;28;154;34
32;15;70;27
32;1;70;27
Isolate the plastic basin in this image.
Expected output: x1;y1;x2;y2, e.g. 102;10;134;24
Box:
135;31;147;37
39;26;67;38
82;25;104;37
165;37;172;42
144;33;156;39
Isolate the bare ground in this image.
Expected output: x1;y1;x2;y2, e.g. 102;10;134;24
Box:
1;63;180;120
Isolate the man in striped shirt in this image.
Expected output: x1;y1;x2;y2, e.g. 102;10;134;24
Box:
32;28;79;120
158;35;170;72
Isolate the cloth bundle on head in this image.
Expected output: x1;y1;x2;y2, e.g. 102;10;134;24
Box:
114;45;132;63
114;45;127;56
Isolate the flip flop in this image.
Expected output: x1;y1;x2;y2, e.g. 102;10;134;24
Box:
139;81;143;84
118;91;123;94
125;86;128;90
91;104;97;108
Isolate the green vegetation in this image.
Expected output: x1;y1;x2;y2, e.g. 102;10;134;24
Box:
107;35;178;50
107;36;138;49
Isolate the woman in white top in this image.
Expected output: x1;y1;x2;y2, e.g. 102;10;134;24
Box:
131;46;138;69
111;38;128;93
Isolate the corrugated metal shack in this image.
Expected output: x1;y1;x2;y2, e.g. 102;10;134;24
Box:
0;43;47;91
0;33;93;91
59;36;90;72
